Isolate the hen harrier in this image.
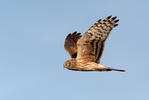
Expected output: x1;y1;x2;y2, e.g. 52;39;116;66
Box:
64;15;125;72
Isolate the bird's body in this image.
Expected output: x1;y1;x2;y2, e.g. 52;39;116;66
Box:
64;15;125;72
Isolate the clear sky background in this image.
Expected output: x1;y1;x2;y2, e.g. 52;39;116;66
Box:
0;0;149;100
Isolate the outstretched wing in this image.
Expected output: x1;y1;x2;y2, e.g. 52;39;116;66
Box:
96;42;105;63
77;15;119;63
64;32;82;58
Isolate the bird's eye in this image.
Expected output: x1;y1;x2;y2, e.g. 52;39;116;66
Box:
64;61;71;68
66;62;70;66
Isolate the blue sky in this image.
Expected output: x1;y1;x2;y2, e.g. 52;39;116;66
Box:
0;0;149;100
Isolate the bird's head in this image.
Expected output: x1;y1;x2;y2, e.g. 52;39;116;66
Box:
64;60;72;68
64;58;77;69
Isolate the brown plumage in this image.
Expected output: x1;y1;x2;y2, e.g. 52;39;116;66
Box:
64;15;125;72
64;32;81;58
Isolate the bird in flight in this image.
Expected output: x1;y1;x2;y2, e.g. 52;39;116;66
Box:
64;15;125;72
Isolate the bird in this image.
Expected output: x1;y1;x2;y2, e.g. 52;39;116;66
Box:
64;15;125;72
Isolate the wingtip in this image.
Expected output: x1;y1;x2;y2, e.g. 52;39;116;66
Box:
72;31;77;34
107;15;112;19
118;69;126;72
113;69;126;72
112;16;117;20
98;19;102;22
72;31;81;35
114;19;119;23
114;24;118;27
106;67;126;72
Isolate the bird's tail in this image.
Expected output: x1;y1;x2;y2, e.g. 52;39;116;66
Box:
97;64;125;72
105;67;125;72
